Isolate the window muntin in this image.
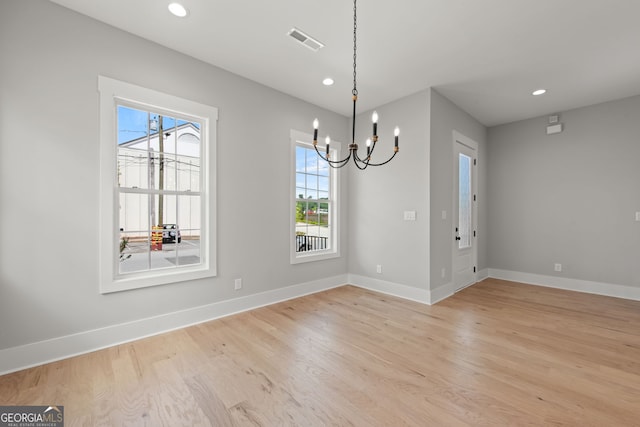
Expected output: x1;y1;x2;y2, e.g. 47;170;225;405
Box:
291;130;339;263
99;76;217;293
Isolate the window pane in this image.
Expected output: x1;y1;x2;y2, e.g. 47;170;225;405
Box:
318;161;330;177
161;154;177;191
117;105;149;145
306;175;318;190
117;105;150;190
458;153;472;249
178;195;201;236
305;151;318;171
319;202;329;227
296;146;307;172
151;235;175;270
119;192;149;235
117;147;149;189
149;113;175;154
318;176;329;193
296;173;306;190
118;192;150;274
176;122;201;192
118;230;150;274
295;201;306;224
177;155;200;192
178;195;201;266
176;125;200;158
157;194;177;227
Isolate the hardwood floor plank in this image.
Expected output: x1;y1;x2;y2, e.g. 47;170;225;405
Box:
2;279;640;425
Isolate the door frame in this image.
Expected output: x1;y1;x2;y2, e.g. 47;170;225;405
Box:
452;131;478;292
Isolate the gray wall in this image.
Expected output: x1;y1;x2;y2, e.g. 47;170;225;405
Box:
0;1;348;350
487;95;640;287
347;88;489;294
348;91;431;289
429;90;488;290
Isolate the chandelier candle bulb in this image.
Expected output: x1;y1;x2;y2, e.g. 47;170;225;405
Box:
313;118;319;143
325;136;330;157
372;111;378;137
394;126;400;147
366;138;371;157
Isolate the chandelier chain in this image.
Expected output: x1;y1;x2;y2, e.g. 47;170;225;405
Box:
352;0;358;96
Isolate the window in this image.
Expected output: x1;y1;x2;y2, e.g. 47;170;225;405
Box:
99;76;217;293
458;152;472;249
290;130;339;263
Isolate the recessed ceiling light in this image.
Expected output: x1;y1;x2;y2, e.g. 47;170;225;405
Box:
532;89;547;96
168;2;188;17
322;78;334;86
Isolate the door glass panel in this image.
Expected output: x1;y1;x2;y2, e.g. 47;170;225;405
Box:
458;153;472;249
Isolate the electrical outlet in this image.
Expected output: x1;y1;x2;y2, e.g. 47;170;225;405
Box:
554;263;562;272
376;265;382;274
234;278;242;290
441;268;446;278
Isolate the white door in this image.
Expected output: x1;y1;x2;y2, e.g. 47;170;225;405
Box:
452;132;478;291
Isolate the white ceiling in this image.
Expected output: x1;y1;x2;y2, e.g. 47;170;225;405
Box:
50;0;640;126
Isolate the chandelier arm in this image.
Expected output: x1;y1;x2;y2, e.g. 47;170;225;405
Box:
313;144;352;166
352;155;370;170
368;139;378;158
352;148;368;164
358;150;398;167
329;157;352;169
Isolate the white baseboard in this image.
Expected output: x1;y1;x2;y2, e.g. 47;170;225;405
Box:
478;268;490;281
348;274;432;304
429;282;455;304
0;274;348;376
488;269;640;301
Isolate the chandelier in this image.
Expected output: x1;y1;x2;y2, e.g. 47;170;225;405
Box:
312;0;399;169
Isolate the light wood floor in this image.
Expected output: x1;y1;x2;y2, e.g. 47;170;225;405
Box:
1;278;640;426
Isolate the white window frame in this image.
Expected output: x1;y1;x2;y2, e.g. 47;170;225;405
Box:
98;76;217;293
290;129;340;264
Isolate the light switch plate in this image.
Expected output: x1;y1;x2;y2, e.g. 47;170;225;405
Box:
404;211;416;221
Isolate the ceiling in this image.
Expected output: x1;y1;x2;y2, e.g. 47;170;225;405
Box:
50;0;640;126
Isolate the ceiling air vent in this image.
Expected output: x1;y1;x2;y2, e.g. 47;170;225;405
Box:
287;28;324;52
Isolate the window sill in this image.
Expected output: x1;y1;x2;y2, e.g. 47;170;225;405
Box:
291;250;340;265
100;263;216;294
